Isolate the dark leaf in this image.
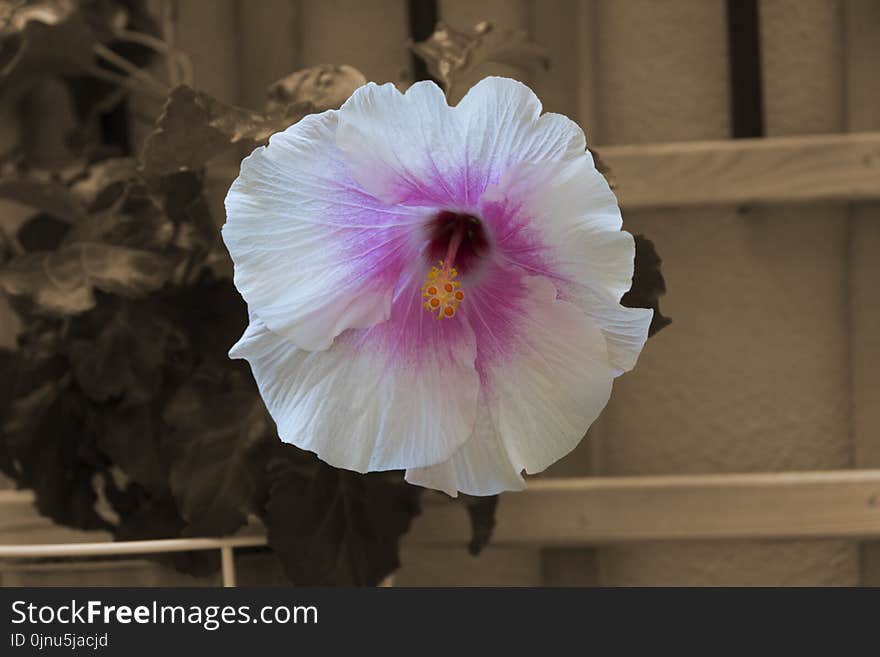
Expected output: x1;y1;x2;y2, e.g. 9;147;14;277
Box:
0;0;98;93
410;21;549;95
162;366;275;536
69;157;136;211
0;347;20;478
66;300;169;402
622;234;672;337
0;250;93;314
588;147;612;182
161;278;248;362
0;243;172;315
585;152;670;337
0;175;88;223
78;0;132;43
144;171;216;262
94;404;167;493
264;445;422;586
109;484;219;576
140;85;314;177
3;378;109;530
266;64;366;113
16;213;70;251
459;493;499;556
65;201;174;251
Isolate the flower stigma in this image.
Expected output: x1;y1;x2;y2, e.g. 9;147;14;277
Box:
422;214;469;319
422;260;464;319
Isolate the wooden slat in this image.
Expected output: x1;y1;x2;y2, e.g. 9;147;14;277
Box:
209;130;880;214
602;131;880;209
7;471;880;549
407;470;880;545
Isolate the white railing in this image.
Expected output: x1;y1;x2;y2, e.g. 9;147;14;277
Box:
0;535;267;587
4;469;880;585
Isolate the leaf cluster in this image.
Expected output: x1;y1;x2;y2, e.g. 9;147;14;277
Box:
0;4;423;584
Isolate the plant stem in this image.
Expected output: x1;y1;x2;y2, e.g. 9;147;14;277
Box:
160;0;192;86
0;224;22;260
93;43;171;96
86;66;167;102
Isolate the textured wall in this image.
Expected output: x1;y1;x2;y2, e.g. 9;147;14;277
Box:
593;0;857;585
298;0;410;84
845;0;880;585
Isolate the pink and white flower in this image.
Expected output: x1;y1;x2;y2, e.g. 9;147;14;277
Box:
223;77;652;496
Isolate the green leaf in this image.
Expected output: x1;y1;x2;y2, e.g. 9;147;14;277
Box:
410;21;549;97
140;85;314;177
162;366;276;537
622;234;672;337
263;446;422;586
0;243;172;315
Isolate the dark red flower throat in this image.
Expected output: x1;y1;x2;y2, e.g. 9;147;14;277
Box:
425;211;489;275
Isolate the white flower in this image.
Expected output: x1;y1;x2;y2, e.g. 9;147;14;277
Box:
223;77;652;496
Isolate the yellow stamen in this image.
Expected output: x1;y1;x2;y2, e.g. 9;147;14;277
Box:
422;260;464;320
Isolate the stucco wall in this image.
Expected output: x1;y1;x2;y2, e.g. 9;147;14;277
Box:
593;0;857;586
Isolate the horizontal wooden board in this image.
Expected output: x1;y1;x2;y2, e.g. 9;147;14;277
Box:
4;470;880;552
407;470;880;545
211;132;880;211
601;131;880;208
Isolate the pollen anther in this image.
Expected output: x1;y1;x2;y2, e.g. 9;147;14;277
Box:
421;260;464;320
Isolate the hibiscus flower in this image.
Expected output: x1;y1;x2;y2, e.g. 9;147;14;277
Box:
223;77;652;496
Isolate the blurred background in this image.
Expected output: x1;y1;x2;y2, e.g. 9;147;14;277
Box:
1;0;879;586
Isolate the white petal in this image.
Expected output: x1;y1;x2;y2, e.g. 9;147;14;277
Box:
230;304;480;473
335;81;464;207
481;156;651;374
455;77;586;204
405;396;526;497
223;110;419;352
335;77;587;209
483;156;632;300
572;284;653;376
485;275;615;475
